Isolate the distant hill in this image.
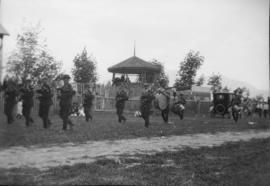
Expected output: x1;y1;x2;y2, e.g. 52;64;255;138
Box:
221;75;269;99
167;70;269;99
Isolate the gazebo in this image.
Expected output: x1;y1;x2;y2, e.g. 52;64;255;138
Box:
108;54;161;85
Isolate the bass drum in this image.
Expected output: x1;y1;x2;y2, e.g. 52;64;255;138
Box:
155;93;169;110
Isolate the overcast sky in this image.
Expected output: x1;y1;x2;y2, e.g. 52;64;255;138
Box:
1;0;269;90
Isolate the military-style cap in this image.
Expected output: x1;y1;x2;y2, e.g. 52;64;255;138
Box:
62;74;71;80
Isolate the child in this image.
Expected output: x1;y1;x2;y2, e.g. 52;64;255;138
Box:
16;100;23;119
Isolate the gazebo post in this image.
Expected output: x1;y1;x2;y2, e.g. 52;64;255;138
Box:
112;73;115;81
143;72;147;83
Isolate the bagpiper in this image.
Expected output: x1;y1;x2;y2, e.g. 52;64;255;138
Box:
57;74;76;130
83;85;95;122
3;78;18;124
140;83;155;128
115;83;129;123
20;79;34;126
36;77;54;128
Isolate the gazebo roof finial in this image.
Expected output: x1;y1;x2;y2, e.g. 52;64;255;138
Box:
133;40;136;56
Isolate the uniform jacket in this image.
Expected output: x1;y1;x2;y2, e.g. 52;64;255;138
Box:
231;95;241;106
4;83;18;102
115;90;128;108
20;86;34;107
36;83;53;106
57;83;75;107
140;90;155;112
83;90;95;107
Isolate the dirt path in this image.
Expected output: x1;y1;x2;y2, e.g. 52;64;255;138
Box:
1;130;270;170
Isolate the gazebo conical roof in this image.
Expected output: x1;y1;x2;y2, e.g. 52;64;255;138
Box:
108;56;161;74
0;24;9;36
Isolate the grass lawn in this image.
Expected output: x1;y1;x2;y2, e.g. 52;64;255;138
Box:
0;111;269;148
0;138;269;185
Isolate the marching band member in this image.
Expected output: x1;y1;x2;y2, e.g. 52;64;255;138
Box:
140;83;155;128
156;78;172;124
115;83;129;123
83;84;95;122
3;78;19;124
20;79;34;126
57;75;76;130
36;77;54;129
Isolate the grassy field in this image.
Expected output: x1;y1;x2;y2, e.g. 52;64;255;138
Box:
0;138;269;185
0;111;269;148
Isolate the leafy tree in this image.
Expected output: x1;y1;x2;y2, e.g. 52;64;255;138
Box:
151;59;169;86
195;75;205;86
7;24;62;84
207;73;222;92
175;50;204;87
72;48;97;84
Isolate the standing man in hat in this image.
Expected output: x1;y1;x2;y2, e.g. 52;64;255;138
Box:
20;79;34;126
36;77;54;128
3;78;18;124
115;83;129;123
231;89;242;123
83;84;95;122
140;83;155;128
57;75;76;130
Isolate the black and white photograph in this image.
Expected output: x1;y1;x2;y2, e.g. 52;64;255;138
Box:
0;0;269;185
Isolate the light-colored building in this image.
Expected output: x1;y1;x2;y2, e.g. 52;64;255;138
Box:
180;85;211;101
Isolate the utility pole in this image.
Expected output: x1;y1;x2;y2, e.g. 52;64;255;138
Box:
269;1;270;98
268;1;270;104
0;0;9;82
